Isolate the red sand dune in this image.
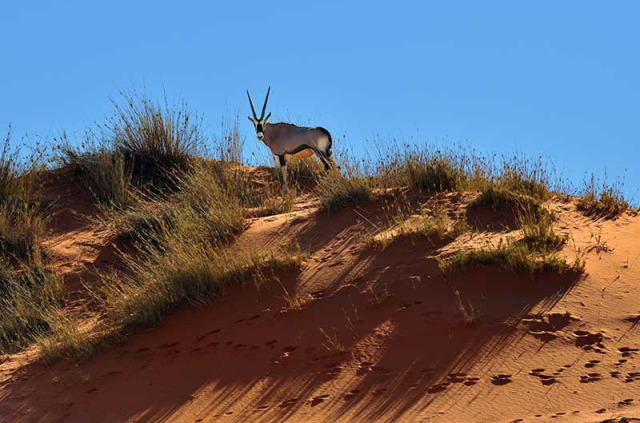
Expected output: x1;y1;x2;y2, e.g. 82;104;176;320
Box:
1;172;639;423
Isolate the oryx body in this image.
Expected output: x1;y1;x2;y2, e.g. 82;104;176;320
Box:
247;87;334;190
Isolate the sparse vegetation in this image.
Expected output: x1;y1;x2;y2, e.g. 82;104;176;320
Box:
55;91;203;207
0;128;48;260
519;209;567;253
454;289;477;326
405;152;462;192
0;259;63;352
577;175;629;218
319;327;346;354
441;240;574;276
316;168;374;211
3;90;632;367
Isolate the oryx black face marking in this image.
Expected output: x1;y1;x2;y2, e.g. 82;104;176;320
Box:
246;86;336;190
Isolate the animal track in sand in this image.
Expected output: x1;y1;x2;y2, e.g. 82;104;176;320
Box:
573;330;606;351
491;374;513;385
427;382;450;393
310;394;330;406
623;371;640;383
618;398;634;406
618;346;639;357
158;341;180;349
344;389;361;400
585;359;601;368
529;369;558;385
579;373;602;383
446;372;480;386
524;312;577;342
280;398;299;408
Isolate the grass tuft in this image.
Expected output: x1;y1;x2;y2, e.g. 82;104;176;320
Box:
441;241;573;276
577;176;629;218
316;168;374;211
0;259;63;353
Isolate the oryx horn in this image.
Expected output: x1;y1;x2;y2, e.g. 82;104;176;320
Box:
260;86;271;119
247;90;258;119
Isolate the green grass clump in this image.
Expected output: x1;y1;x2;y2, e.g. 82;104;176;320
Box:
441;241;572;276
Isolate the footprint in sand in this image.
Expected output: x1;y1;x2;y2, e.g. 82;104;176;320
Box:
254;405;269;411
280;398;298;408
624;371;640;383
529;369;558;385
573;330;605;351
343;389;360;401
427;382;450;393
310;394;329;407
618;346;639;357
585;359;600;368
491;374;513;386
618;398;634;406
579;373;602;383
158;341;180;349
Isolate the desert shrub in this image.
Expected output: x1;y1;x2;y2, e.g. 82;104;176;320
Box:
55;91;203;206
108;91;202;183
56;136;137;208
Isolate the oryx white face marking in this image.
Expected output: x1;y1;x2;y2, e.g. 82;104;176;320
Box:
248;115;271;141
247;87;271;142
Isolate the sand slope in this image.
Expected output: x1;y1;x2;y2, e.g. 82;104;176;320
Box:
1;181;639;423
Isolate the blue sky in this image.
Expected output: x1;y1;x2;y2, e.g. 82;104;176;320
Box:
1;1;638;198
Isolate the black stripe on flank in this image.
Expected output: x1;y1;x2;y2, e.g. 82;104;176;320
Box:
286;144;314;155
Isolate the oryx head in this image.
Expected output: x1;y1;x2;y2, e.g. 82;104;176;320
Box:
247;87;271;141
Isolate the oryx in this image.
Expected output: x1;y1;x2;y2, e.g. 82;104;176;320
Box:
247;87;334;190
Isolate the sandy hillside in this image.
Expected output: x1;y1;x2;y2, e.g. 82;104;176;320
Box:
1;171;639;423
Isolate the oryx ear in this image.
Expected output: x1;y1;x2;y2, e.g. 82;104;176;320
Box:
248;116;257;124
263;112;271;123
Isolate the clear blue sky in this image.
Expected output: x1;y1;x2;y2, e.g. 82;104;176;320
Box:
1;1;638;198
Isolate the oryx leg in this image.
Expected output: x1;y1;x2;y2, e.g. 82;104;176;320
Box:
278;154;288;192
313;148;331;171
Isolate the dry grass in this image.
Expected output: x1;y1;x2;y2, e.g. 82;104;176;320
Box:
441;241;573;276
316;166;375;211
577;176;629;218
0;258;63;353
0;128;48;260
55;91;204;207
